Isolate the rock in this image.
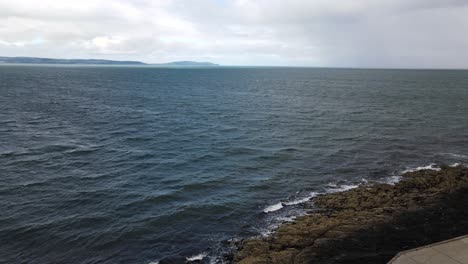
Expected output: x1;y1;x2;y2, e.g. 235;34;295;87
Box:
234;165;468;263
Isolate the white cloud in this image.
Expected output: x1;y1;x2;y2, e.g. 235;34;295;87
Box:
0;0;467;67
89;36;122;49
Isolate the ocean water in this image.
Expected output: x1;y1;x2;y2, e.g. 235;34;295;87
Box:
1;65;468;263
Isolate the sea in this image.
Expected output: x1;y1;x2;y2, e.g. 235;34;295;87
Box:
1;65;468;263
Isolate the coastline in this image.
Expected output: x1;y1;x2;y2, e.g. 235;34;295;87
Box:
234;164;468;263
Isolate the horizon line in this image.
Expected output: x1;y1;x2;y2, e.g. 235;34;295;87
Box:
1;55;468;71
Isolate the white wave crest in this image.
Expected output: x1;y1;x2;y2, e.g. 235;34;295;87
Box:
263;202;284;213
283;192;319;206
276;216;297;222
263;192;320;213
384;175;402;185
187;253;207;262
401;163;441;174
326;183;359;193
148;252;207;264
263;186;360;214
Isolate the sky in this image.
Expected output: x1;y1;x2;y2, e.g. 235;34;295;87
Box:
1;0;468;68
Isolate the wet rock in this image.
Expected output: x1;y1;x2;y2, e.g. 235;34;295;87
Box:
235;165;468;264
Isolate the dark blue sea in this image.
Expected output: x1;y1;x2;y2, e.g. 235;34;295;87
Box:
1;65;468;263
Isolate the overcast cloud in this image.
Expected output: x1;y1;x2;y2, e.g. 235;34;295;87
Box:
1;0;468;67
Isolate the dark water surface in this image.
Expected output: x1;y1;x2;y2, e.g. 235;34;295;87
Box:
1;66;468;263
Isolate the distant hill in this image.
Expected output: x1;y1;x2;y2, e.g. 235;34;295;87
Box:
156;61;219;66
0;56;145;65
0;56;220;66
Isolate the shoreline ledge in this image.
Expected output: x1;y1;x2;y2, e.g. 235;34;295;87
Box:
234;165;468;264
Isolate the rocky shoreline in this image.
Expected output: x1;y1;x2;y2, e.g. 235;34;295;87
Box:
234;165;468;263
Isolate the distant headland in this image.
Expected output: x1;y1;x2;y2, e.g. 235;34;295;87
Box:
0;56;219;66
153;61;219;66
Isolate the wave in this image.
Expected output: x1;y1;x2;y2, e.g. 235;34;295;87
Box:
64;145;100;156
325;183;359;193
442;153;468;159
386;163;467;185
283;194;317;206
401;163;441;173
382;175;402;185
262;191;329;213
263;192;320;213
263;202;284;213
148;252;207;264
401;162;466;174
0;150;27;157
186;253;207;262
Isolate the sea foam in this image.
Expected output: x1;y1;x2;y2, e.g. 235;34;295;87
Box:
401;163;441;173
263;192;320;213
326;183;359;193
187;253;207;262
263;202;284;213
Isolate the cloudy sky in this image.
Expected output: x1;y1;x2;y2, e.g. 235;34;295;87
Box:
1;0;468;67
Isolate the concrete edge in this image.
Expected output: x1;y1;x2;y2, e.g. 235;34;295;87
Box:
387;234;468;263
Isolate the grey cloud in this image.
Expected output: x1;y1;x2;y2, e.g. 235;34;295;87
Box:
0;0;467;67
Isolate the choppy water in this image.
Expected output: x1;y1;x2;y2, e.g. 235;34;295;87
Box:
1;65;468;263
